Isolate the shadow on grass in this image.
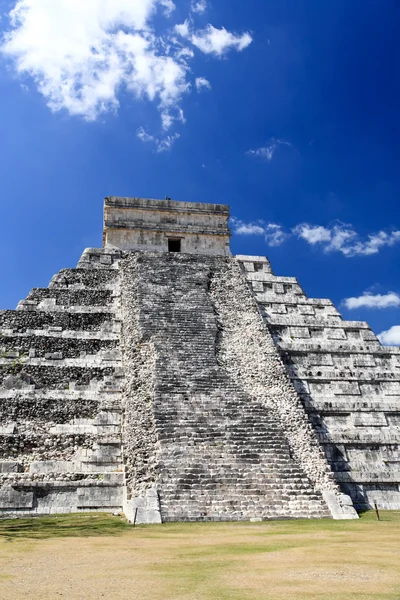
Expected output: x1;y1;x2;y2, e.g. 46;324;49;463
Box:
1;510;399;542
0;513;131;540
357;509;400;523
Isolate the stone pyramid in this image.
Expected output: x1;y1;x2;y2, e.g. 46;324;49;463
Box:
0;196;397;521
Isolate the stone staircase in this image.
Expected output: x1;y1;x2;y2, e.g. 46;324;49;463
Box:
128;253;332;521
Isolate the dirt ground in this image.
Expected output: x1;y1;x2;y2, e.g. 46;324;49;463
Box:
0;511;399;600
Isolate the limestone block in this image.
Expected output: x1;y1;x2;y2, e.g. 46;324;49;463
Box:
0;488;34;509
77;486;123;508
2;375;32;390
322;491;358;519
361;330;378;341
95;411;121;425
29;461;79;474
299;305;315;315
0;423;16;434
333;382;361;395
45;352;63;360
290;327;311;339
359;383;382;396
49;423;96;435
381;382;400;396
251;281;264;293
123;487;162;524
308;353;334;366
353;412;387;427
0;461;22;473
362;485;400;510
271;304;287;314
353;355;376;367
326;329;347;340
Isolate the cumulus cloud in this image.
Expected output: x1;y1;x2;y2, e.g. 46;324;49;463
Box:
231;218;287;247
175;21;252;56
232;216;400;258
160;0;176;16
343;292;400;310
195;76;211;91
377;326;400;346
293;222;400;257
246;139;292;161
1;0;251;133
191;0;207;14
293;225;332;245
137;127;180;152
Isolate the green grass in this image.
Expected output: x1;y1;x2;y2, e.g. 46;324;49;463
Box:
0;512;131;540
0;511;399;600
0;509;398;541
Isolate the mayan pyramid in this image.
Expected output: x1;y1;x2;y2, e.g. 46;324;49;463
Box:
1;197;398;522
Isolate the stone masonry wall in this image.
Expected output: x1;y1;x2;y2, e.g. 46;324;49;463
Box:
238;255;400;510
0;248;125;516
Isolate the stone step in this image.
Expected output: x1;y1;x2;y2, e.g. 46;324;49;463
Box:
0;334;119;358
0;364;116;389
0;310;114;332
26;288;115;307
49;268;119;289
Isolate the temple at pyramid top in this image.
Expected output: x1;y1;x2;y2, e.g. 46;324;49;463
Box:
103;196;231;255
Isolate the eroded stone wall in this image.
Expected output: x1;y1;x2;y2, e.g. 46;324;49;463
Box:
238;255;400;510
0;248;125;515
120;254;159;500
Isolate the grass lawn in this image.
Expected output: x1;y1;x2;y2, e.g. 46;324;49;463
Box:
0;511;399;599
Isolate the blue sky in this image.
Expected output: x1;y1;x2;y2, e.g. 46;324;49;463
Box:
0;0;399;343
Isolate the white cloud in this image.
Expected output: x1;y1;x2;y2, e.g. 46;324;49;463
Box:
293;225;332;245
247;139;292;162
160;0;176;16
161;107;185;130
234;222;266;235
175;22;252;56
231;218;287;247
293;222;400;257
264;223;287;247
191;1;207;14
377;325;400;346
232;216;400;258
343;292;400;310
195;76;211;91
1;0;187;122
1;0;251;133
137;127;179;152
174;20;191;38
191;25;252;55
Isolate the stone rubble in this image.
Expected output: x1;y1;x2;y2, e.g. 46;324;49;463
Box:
120;254;159;498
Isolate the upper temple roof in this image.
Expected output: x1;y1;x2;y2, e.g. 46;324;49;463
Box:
103;196;231;256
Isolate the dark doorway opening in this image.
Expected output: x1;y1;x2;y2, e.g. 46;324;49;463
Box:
168;238;181;252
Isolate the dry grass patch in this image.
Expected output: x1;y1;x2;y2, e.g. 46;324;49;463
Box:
0;511;399;599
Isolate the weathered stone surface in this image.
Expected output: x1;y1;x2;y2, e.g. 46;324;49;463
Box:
1;197;397;519
0;247;124;516
104;196;231;255
238;255;400;510
119;252;334;521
